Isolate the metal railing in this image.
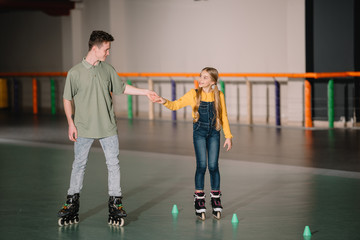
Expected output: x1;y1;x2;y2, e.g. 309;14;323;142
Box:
1;71;360;128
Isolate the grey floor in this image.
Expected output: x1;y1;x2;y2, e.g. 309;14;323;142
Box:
1;112;360;240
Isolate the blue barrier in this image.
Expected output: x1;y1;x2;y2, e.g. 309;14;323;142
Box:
171;79;176;121
275;80;281;126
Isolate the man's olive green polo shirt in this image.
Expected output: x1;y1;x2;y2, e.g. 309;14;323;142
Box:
63;59;126;138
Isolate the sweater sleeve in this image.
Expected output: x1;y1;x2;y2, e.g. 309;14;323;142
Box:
163;89;195;111
220;92;233;139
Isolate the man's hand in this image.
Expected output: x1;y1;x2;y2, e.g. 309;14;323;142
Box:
63;98;77;142
146;90;161;103
68;124;78;142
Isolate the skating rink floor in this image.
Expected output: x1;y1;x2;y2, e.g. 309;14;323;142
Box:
1;112;360;240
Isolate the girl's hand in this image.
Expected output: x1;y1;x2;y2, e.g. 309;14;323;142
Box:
223;138;232;151
146;90;160;102
154;96;166;104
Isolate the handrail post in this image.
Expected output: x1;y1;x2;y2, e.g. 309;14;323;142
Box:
171;79;176;121
0;78;8;109
220;80;225;96
275;80;281;126
304;80;312;127
32;78;38;114
13;79;19;113
246;79;253;125
50;78;56;115
194;79;199;89
148;78;154;120
127;79;133;119
328;79;334;128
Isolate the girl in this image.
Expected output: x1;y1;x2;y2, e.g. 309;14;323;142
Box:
156;67;233;220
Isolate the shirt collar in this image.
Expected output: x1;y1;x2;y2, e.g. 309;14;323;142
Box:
82;58;102;69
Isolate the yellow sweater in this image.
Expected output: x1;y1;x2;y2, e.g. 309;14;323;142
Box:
163;89;233;139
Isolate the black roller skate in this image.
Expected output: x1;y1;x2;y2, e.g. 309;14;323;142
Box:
108;196;127;226
210;191;223;219
194;192;206;220
57;193;80;226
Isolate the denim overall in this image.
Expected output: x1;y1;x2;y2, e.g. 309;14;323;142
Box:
193;101;220;190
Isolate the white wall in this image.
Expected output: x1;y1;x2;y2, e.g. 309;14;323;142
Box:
104;0;305;123
120;0;304;73
0;0;306;73
0;0;306;125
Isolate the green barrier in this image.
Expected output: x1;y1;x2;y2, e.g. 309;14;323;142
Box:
127;79;133;119
219;80;225;96
50;78;56;115
328;79;334;128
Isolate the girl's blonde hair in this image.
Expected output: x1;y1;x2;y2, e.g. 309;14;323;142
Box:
193;67;222;131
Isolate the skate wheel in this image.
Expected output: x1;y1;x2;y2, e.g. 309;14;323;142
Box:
198;212;206;221
58;218;64;227
109;218;124;227
214;211;221;220
119;218;124;227
74;216;79;223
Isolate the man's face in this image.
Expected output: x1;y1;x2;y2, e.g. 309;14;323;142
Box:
95;41;111;61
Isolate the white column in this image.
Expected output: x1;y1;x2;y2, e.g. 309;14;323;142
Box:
286;0;305;126
109;0;127;72
70;2;84;66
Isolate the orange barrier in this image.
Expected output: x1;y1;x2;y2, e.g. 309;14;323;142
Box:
1;71;359;78
0;72;67;77
194;80;199;89
116;72;359;79
32;78;38;114
0;78;8;108
304;80;312;128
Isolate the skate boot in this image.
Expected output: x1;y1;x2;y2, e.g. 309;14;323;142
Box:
210;191;223;219
57;193;80;226
194;192;206;220
108;196;127;226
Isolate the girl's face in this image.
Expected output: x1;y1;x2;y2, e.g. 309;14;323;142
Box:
199;70;215;88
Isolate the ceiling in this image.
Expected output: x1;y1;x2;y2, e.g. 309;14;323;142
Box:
0;0;77;16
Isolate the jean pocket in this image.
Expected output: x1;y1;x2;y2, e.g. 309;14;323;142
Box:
193;122;201;131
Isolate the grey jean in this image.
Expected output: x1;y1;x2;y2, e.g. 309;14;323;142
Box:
67;135;122;196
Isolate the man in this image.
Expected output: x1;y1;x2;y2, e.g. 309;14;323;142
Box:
57;30;158;227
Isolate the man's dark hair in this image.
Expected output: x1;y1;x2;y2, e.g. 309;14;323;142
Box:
88;30;114;51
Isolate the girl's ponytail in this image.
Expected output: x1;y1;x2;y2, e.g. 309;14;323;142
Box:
193;87;202;123
213;84;222;131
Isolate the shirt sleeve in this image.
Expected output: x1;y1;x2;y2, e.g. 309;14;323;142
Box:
163;89;196;111
63;70;77;100
110;66;126;95
220;92;233;139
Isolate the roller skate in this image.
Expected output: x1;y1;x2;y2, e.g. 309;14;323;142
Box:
108;196;127;227
210;190;223;219
57;193;80;226
194;192;206;220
